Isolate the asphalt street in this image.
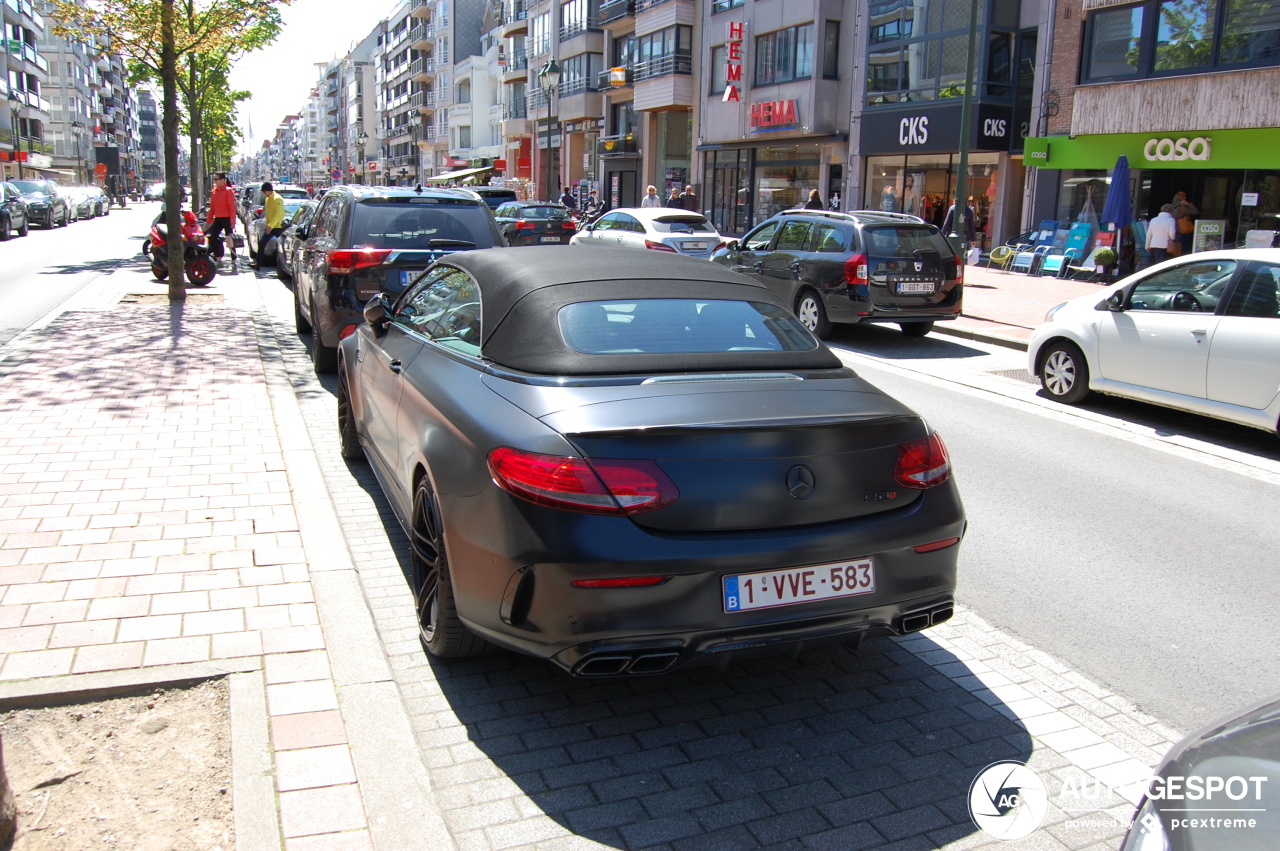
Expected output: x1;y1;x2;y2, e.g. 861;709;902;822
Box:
0;203;152;347
826;322;1280;734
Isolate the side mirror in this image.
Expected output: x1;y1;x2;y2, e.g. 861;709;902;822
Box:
1106;290;1126;311
725;240;740;253
295;227;308;241
363;293;393;331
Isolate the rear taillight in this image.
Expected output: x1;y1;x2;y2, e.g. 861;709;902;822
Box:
328;248;393;275
488;447;679;515
955;258;964;283
515;220;535;230
255;206;263;216
563;221;577;230
844;253;869;286
644;240;677;252
893;433;951;489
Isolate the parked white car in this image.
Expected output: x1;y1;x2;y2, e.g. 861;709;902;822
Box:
1029;249;1280;434
570;208;724;259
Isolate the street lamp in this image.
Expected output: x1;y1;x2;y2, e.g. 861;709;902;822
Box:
69;120;86;184
7;94;24;181
948;0;982;256
399;167;407;186
537;59;561;202
357;129;368;184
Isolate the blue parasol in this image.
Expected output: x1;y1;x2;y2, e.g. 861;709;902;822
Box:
1100;155;1132;231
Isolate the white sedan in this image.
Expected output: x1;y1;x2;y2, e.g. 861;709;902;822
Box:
570;207;724;259
1029;249;1280;434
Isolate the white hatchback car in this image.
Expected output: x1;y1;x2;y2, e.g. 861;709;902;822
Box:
570;208;724;259
1029;249;1280;434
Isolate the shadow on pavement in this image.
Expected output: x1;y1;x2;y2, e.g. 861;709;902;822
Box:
828;323;990;360
424;636;1032;849
37;258;122;276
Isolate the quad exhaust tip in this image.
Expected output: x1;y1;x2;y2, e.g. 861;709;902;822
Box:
576;652;681;677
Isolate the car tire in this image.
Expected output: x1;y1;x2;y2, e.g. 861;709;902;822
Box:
294;289;311;333
900;321;935;338
336;365;364;461
0;216;9;241
1039;340;1091;404
310;306;337;375
796;290;833;339
411;475;492;659
16;217;27;237
57;210;68;228
276;260;290;281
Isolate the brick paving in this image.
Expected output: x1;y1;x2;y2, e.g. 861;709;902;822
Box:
254;277;1182;851
948;266;1106;344
0;274;374;850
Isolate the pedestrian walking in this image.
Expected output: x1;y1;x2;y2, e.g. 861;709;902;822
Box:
583;189;602;217
942;200;976;246
253;182;285;271
679;185;699;212
803;189;824;210
205;172;239;269
828;191;841;212
559;186;578;211
1146;204;1179;264
667;187;682;207
641;185;663;208
1170;190;1199;255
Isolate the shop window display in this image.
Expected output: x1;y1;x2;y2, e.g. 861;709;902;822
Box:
865;152;1000;245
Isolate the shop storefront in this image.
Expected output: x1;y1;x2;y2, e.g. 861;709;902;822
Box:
701;143;829;235
859;101;1021;248
1026;129;1280;247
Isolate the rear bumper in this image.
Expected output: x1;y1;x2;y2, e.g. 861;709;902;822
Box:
510;233;573;246
441;480;965;676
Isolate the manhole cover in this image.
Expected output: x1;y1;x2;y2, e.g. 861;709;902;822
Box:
119;293;224;305
991;368;1039;384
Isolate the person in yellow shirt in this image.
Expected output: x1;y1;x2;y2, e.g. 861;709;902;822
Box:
254;182;286;270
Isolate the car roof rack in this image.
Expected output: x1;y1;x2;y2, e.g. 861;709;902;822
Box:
778;209;927;225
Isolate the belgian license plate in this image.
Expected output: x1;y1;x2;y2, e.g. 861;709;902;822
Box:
723;559;875;613
399;269;427;287
540;236;561;243
684;241;708;250
897;281;936;294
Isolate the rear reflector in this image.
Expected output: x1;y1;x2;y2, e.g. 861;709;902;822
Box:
571;576;668;588
339;324;358;340
328;248;393;275
913;537;960;553
644;240;677;252
488;447;679;515
894;433;951;489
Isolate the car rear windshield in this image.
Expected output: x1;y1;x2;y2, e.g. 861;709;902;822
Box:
559;299;818;355
351;199;496;249
519;205;568;219
277;189;310;199
650;215;715;234
862;226;954;257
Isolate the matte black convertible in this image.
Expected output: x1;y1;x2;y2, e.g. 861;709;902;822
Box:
338;248;964;676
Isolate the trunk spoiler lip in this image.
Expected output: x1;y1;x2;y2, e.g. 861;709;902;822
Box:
483;364;856;387
553;412;920;435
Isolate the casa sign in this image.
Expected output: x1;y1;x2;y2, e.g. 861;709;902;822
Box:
1144;136;1212;162
722;22;744;103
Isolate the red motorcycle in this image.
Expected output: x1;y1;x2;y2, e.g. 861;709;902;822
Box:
144;210;217;286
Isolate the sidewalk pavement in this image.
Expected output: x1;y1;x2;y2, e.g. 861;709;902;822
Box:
935;265;1109;350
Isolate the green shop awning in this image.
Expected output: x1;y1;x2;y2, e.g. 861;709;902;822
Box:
1025;128;1280;170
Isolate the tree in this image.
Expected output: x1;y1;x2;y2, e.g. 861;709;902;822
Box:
51;0;288;301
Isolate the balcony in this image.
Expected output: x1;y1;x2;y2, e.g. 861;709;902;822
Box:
560;76;599;97
636;0;690;9
410;23;436;48
5;0;44;28
10;42;48;73
410;91;437;111
596;67;633;91
502;97;527;120
559;16;602;41
501;50;528;75
597;134;638;157
410;0;432;18
599;0;634;24
528;87;549;111
411;57;436;80
500;0;528;36
633;54;691;81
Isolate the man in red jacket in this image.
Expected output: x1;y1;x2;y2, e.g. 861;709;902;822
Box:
206;172;239;268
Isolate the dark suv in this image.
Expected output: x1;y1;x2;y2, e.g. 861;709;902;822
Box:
711;210;963;338
292;185;503;373
0;182;30;239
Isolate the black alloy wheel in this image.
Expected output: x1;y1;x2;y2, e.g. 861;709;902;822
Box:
410;475;491;659
1039;340;1091;404
796;290;833;339
900;321;935;338
336;366;364;461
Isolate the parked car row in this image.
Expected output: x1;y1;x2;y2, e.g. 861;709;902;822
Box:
0;180;121;239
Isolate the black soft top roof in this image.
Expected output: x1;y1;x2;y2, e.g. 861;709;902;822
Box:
438;247;842;375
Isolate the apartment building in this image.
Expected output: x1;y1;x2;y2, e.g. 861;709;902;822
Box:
137;89;160;182
1026;0;1280;245
38;24;94;183
3;0;52;180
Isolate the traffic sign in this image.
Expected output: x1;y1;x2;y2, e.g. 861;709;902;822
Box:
331;168;341;180
95;163;108;177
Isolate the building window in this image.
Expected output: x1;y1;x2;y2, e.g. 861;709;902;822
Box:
712;0;743;12
635;25;693;80
823;20;841;78
1083;0;1280;81
530;13;551;55
710;45;727;93
561;0;601;39
755;24;814;85
458;126;471;148
561;52;603;94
